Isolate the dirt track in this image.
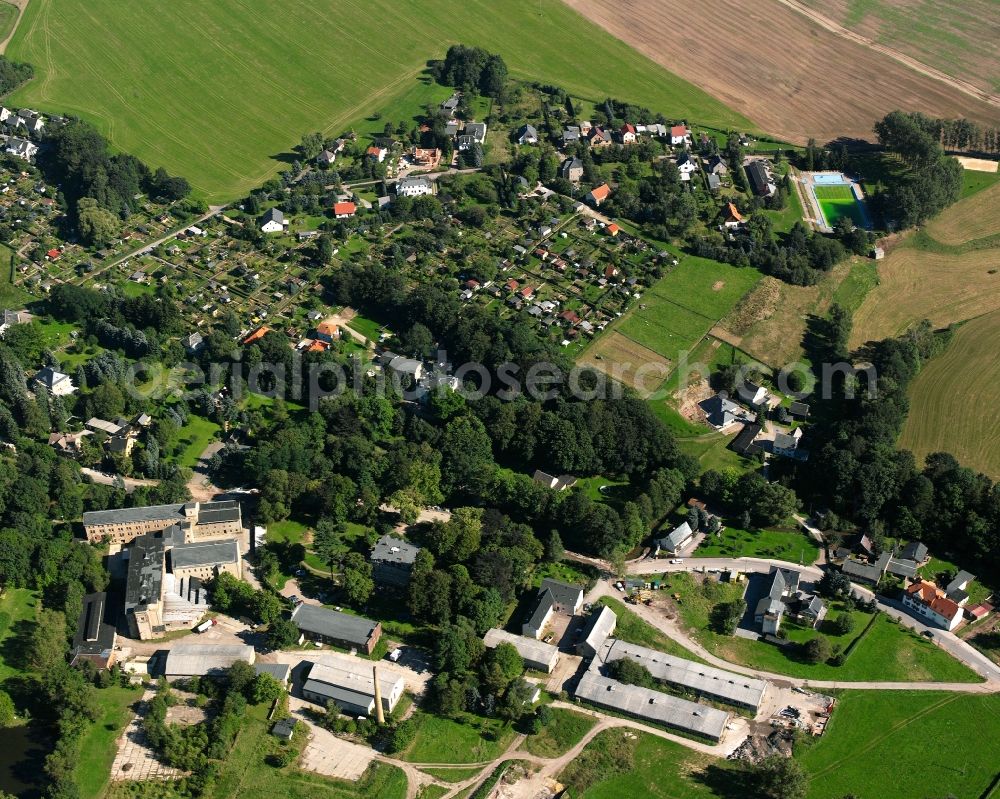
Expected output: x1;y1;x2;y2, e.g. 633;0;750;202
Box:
562;0;1000;144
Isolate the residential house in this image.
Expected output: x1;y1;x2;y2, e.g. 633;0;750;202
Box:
707;174;722;192
522;578;584;639
707;155;729;175
463;122;487;144
723;202;744;229
619;123;637;144
516;124;539;145
675;152;698;180
316;149;337;166
33;366;76;396
655;522;694;557
562;126;581;145
396;176;434;197
746;161;777;197
370;534;421;587
789;401;810;419
902;581;964;630
841;552;891;585
290;604;382;654
333;201;356;219
411;147;441;168
441;93;461;115
259;208;286;234
699;394;745;428
946;571;976;605
366;146;387;163
532;469;577;491
586;183;611;206
737;381;768;407
586;127;612;147
5;137;38;162
183;332;204;354
670;125;690;146
728;422;763;456
754;568;802;634
386;354;424;382
561;157;584;183
899;541;929;565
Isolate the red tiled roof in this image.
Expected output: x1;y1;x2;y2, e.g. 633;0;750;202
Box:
589;183;611;201
725;202;743;222
47;248;61;259
243;326;271;345
670;124;688;137
333;201;356;216
606;223;620;236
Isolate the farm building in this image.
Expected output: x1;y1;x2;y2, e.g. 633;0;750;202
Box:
255;662;291;686
290;604;382;654
574;671;728;741
483;628;559;673
300;660;403;717
597;638;767;711
577;605;617;659
522;578;584;639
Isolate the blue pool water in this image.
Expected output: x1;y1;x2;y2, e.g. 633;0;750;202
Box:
812;173;849;185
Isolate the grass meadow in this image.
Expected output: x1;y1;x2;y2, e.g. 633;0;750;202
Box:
521;707;597;758
667;573;981;682
692;524;821;564
7;0;749;202
798;690;1000;799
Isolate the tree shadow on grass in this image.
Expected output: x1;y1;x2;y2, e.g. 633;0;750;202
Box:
692;762;753;799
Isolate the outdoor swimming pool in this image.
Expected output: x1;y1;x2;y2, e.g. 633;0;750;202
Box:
812;172;850;185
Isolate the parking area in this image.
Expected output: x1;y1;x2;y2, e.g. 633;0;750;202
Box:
289;697;376;780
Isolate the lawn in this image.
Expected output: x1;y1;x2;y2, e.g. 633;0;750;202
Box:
668;573;980;682
0;588;37;684
7;0;749;202
521;707;596;758
173;414;221;469
75;686;142;799
595;596;707;664
814;184;867;228
559;728;737;798
0;1;18;42
693;524;820;565
345;314;383;342
401;711;515;764
797;690;1000;799
205;703;408;799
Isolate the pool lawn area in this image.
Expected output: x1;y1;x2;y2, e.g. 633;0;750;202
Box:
814;184;868;228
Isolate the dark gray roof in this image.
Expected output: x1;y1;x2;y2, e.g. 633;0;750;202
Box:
271;717;297;738
885;557;919;579
946;570;975;594
525;589;555;632
261;207;284;225
746;161;774;195
170;539;240;570
124;533;166;611
539;578;583;608
196;500;241;525
899;541;928;562
291;604;379;646
789;401;810;417
84;502;186;526
256;663;291;683
371;535;419;567
71;592;116;658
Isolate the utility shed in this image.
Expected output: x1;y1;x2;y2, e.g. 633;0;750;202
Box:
598;638;766;711
574;671;729;741
483;628;559;673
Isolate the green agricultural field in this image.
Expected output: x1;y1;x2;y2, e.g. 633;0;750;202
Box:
693;524;820;564
814;184;866;228
668;573;980;682
617;257;761;363
798;691;1000;799
7;0;750;202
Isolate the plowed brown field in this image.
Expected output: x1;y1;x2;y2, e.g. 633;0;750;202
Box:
562;0;1000;143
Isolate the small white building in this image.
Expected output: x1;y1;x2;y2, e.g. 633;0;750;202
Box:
259;208;286;234
396;176;434;198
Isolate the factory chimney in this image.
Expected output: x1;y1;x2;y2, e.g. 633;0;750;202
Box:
372;665;385;725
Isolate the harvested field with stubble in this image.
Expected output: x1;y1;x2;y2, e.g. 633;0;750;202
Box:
899;311;1000;479
561;0;1000;144
797;0;1000;98
578;331;673;397
925;181;1000;246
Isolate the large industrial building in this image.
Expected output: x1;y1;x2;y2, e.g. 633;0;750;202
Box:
83;499;243;544
483;628;560;673
300;660;404;717
70;592;118;670
124;526;241;639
